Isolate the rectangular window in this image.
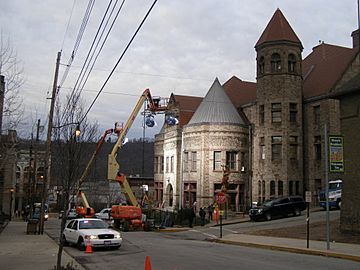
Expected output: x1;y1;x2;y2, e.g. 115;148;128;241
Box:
314;105;320;126
271;103;282;123
170;156;174;173
213;151;221;171
191;151;197;171
271;136;282;160
289;136;298;160
260;137;265;160
240;152;246;171
290;103;297;123
154;157;159;173
183;152;188;172
314;136;322;160
226;151;237;170
166;157;169;173
259;105;265;124
160;156;164;173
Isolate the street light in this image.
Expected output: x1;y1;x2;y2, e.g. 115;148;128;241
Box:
9;188;14;221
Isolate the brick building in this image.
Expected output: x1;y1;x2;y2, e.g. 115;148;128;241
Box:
154;8;360;223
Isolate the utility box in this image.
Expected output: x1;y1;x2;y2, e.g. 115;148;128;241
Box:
26;219;38;234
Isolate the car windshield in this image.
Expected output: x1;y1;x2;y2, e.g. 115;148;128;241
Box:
262;200;273;207
79;220;108;230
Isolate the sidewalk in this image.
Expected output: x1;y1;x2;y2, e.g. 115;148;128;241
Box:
0;220;85;270
161;214;360;263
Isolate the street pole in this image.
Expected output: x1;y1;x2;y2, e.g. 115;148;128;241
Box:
39;51;61;234
324;124;330;250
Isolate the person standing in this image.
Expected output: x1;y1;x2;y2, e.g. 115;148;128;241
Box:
207;204;213;220
199;207;206;226
188;207;196;228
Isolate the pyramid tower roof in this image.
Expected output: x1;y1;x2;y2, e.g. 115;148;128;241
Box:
255;8;302;49
187;78;245;125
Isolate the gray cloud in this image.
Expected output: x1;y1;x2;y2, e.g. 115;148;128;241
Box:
1;0;357;139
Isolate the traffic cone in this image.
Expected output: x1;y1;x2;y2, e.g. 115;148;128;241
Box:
85;241;93;253
144;255;152;270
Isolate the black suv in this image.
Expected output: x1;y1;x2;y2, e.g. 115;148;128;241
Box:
249;196;306;221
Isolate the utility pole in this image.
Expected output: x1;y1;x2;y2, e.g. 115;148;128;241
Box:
39;51;61;234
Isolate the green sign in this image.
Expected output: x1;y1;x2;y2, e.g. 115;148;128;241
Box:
329;136;344;173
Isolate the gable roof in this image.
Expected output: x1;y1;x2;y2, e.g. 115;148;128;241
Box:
302;43;358;98
170;94;203;127
255;8;302;49
187;78;245;125
223;76;257;106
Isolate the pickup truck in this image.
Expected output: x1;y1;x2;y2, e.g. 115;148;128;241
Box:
95;208;112;220
318;179;342;209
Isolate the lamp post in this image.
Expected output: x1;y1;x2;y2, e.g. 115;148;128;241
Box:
9;188;14;220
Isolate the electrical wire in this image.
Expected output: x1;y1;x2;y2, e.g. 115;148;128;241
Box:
61;0;116;122
61;0;126;125
60;0;76;51
71;0;126;110
58;0;95;89
80;0;158;124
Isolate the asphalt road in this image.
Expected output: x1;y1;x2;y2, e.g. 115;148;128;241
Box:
42;210;360;270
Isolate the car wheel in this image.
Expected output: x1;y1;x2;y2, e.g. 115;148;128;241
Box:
62;234;69;246
265;212;272;221
336;200;341;209
122;220;130;232
113;245;121;250
294;208;301;216
77;237;85;251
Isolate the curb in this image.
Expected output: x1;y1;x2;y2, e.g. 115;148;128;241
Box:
212;239;360;263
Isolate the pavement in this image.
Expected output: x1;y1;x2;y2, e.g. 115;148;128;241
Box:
0;218;85;270
0;215;359;270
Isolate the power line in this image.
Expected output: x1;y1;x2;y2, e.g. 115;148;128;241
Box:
58;0;95;88
61;0;117;122
60;0;76;51
80;0;158;124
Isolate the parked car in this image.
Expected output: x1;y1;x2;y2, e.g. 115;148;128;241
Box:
95;208;112;220
249;196;306;221
67;209;78;220
62;218;122;251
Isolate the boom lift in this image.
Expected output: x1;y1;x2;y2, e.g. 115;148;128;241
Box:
75;190;95;218
108;89;169;230
73;127;120;218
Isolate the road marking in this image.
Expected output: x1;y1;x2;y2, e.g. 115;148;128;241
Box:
209;227;238;234
189;229;217;239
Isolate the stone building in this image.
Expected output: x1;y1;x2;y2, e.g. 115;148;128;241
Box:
154;9;360;217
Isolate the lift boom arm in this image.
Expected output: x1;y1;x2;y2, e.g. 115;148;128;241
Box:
108;88;167;206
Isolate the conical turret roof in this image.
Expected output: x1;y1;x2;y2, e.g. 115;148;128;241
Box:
187;78;245;125
255;8;302;49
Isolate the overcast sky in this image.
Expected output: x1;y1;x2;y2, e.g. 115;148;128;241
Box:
1;0;358;140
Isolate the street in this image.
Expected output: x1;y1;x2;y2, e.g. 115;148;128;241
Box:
42;210;360;270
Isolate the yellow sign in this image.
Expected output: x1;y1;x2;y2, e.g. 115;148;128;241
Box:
219;210;225;216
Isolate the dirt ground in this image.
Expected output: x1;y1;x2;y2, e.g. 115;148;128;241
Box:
248;218;360;244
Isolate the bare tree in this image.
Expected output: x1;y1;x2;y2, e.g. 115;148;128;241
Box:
0;32;24;131
52;95;99;269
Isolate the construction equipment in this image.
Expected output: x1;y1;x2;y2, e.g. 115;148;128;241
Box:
73;127;118;218
108;89;169;230
76;191;95;218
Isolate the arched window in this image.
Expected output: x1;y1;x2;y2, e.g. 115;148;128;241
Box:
278;180;283;196
258;56;265;74
270;180;276;196
288;54;296;73
271;53;281;72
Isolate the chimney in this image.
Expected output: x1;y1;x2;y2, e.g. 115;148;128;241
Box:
351;29;360;49
0;75;5;135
